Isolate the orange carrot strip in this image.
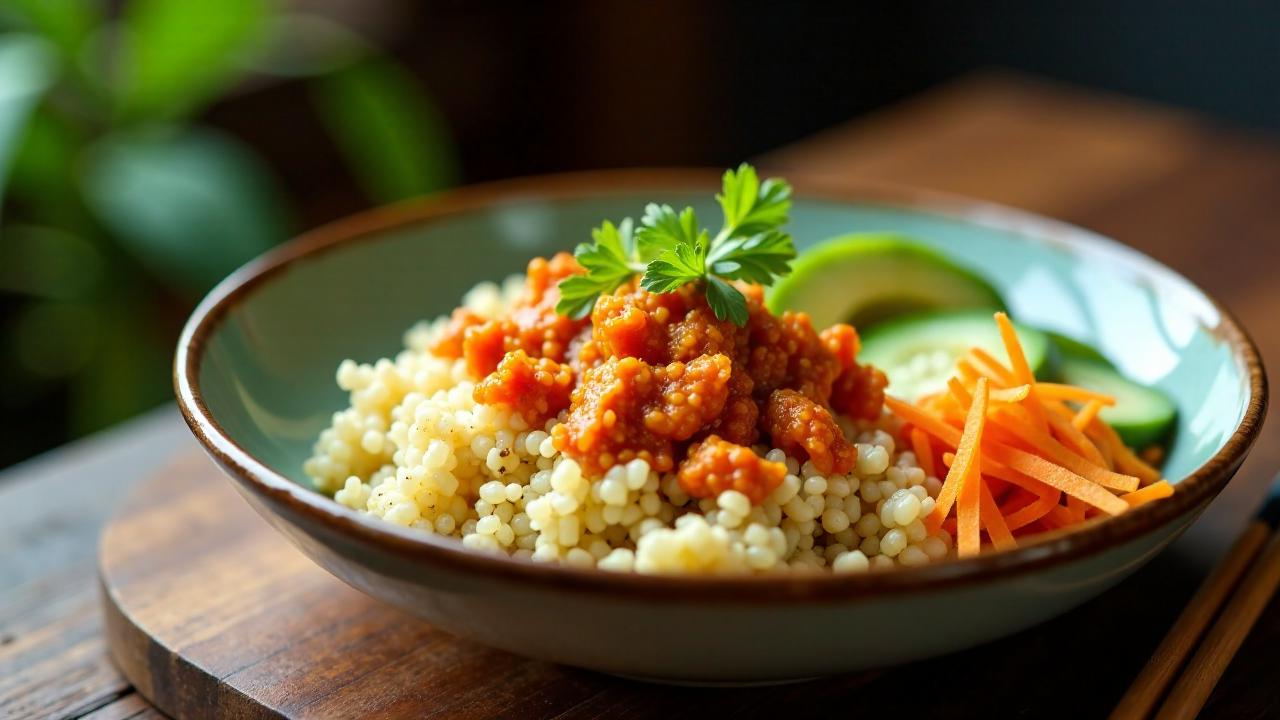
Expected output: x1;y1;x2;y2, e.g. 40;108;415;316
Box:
956;359;984;386
994;312;1049;431
1035;383;1117;406
967;456;1041;494
1141;445;1166;466
1066;494;1086;523
1121;479;1174;507
1042;504;1078;529
983;441;1130;516
1043;403;1108;467
1072;399;1106;431
989;406;1139;492
1003;488;1062;530
991;384;1031;403
994;313;1035;382
1088;419;1163;485
885;396;961;448
947;377;973;407
953;379;990;556
978;477;1017;550
910;428;938;480
967;348;1017;386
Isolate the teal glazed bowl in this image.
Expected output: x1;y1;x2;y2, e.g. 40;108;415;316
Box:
175;170;1266;684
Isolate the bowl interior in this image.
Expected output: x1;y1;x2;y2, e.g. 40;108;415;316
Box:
194;188;1251;492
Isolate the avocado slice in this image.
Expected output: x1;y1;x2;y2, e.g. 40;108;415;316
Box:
767;233;1006;331
860;310;1051;401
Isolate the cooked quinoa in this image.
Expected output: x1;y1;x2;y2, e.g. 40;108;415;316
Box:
304;277;954;574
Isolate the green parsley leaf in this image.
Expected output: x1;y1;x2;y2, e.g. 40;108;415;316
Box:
636;203;700;260
640;229;710;293
704;276;748;325
717;163;792;239
555;164;795;326
554;218;639;319
707;230;796;286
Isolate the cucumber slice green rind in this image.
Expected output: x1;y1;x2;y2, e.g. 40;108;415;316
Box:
1045;331;1111;367
1057;356;1177;449
767;233;1006;331
860;310;1050;401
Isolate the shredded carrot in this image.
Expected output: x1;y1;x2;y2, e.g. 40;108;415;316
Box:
988;406;1139;492
886;396;961;448
910;428;937;480
978;477;1016;550
1042;504;1077;530
951;379;990;556
1088;418;1163;484
882;314;1169;556
1042;403;1108;467
983;442;1130;515
1035;383;1117;406
1121;479;1174;507
956;359;984;386
993;312;1049;431
967;348;1017;386
1141;445;1166;466
947;376;973;407
1003;488;1061;530
991;384;1031;403
1066;494;1086;523
1072;399;1106;431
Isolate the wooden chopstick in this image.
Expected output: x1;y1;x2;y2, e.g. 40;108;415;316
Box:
1111;480;1280;720
1154;530;1280;719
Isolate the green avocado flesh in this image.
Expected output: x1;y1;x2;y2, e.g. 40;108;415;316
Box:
860;311;1050;401
767;233;1006;331
1056;356;1176;449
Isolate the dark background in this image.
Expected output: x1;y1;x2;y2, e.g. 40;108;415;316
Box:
3;0;1277;469
216;1;1280;229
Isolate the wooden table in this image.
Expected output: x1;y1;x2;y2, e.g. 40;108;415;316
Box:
2;72;1277;719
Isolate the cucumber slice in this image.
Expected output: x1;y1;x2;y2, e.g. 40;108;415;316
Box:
861;311;1050;401
767;233;1006;331
1057;356;1176;449
1045;331;1109;366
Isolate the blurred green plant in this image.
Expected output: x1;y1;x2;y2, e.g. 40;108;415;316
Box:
0;0;456;456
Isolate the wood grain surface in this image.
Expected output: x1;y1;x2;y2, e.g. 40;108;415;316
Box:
2;71;1278;719
90;453;1256;719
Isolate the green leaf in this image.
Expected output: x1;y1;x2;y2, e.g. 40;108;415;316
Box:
2;0;100;58
641;230;709;294
0;34;57;206
68;299;172;434
311;55;457;203
636;203;700;258
554;167;796;327
553;219;639;319
717;163;791;238
11;299;99;378
0;225;103;299
704;276;748;325
8;104;85;222
242;12;366;78
81;126;291;294
116;0;270;120
707;230;796;285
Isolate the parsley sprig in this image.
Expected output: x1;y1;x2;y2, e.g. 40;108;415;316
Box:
554;164;796;325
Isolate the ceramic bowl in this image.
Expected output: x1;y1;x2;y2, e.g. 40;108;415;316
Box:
175;170;1266;684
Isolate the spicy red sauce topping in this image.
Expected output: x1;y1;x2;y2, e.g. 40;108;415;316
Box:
431;253;887;503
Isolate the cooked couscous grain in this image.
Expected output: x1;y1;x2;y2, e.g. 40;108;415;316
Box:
304;273;955;574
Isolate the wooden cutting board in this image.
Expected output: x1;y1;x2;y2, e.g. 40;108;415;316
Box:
99;453;897;719
99;451;1233;718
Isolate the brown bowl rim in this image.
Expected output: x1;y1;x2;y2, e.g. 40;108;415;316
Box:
174;168;1268;603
